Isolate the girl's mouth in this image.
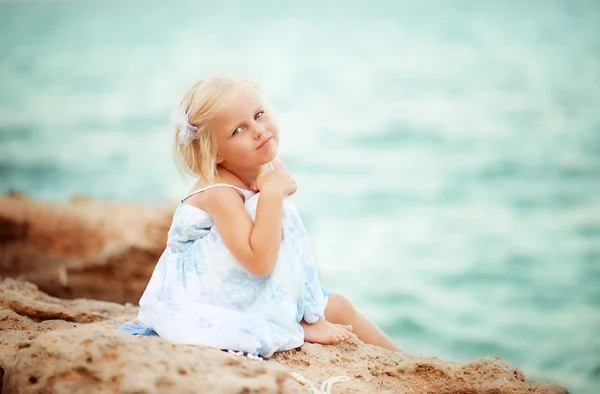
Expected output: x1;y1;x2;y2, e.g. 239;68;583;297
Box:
257;136;272;150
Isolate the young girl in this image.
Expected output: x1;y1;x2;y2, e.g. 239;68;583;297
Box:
119;75;401;358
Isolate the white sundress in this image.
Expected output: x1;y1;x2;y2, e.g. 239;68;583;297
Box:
134;181;327;358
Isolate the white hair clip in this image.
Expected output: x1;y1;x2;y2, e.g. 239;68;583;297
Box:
171;100;198;145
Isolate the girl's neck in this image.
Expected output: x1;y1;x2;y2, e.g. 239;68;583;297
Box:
219;162;270;189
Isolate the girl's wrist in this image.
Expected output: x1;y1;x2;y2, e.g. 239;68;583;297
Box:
259;189;285;200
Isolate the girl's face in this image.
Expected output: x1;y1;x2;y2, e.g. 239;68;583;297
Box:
212;89;279;169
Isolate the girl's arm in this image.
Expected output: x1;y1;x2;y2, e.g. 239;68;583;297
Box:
199;167;295;277
204;187;283;277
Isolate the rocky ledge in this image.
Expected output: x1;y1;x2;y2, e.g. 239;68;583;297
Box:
0;194;569;393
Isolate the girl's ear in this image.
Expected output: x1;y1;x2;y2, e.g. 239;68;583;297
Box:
215;153;224;164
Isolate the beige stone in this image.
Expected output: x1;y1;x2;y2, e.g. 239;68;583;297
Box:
0;195;570;393
0;278;569;393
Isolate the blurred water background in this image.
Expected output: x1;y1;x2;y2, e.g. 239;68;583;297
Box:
1;0;599;392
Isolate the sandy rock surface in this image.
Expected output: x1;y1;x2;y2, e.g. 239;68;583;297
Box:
0;193;174;304
0;278;570;393
0;195;570;393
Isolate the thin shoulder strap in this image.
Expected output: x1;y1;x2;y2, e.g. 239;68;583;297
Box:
181;183;247;203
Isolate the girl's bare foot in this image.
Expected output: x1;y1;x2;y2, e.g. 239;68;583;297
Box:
301;319;353;345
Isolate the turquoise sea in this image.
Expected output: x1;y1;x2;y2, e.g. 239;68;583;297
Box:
1;1;599;392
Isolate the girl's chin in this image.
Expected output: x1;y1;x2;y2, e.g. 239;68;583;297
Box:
262;146;278;162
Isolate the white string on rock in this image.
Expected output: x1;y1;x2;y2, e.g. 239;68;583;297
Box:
290;371;350;394
225;350;350;393
320;375;350;393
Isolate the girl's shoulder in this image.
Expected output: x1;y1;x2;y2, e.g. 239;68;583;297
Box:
186;168;248;193
182;169;250;211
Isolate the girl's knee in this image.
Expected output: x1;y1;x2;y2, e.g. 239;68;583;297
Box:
325;293;356;324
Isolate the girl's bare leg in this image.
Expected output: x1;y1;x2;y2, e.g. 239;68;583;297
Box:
324;293;403;352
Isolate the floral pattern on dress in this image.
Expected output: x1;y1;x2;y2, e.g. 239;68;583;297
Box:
127;188;326;358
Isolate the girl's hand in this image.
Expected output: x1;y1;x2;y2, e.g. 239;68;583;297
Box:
253;165;297;197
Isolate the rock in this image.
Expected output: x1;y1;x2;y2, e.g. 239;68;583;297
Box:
4;325;296;394
532;382;571;394
0;278;570;393
0;195;571;392
0;194;174;304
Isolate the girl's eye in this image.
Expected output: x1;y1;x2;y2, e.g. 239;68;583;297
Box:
254;111;264;120
232;127;243;136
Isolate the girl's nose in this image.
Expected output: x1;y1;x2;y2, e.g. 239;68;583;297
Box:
253;126;265;138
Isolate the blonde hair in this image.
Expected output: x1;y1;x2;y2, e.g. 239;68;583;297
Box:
173;75;262;183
